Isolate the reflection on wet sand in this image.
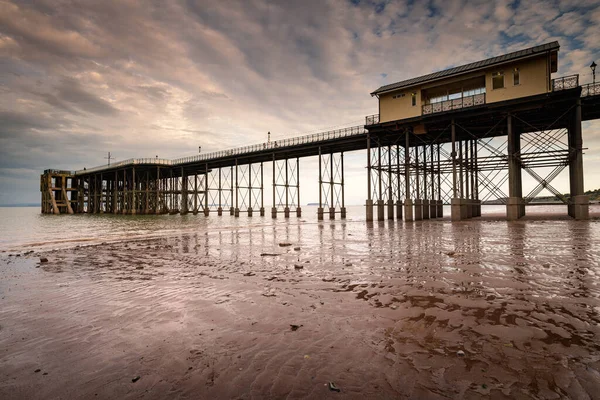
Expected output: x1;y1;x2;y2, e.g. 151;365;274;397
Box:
1;216;599;399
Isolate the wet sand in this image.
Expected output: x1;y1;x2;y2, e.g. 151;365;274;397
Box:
1;215;600;399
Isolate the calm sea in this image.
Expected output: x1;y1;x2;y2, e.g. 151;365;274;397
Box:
0;204;573;253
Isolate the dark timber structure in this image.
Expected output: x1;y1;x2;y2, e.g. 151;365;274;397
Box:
42;42;600;221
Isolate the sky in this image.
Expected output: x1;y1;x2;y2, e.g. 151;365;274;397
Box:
1;0;600;206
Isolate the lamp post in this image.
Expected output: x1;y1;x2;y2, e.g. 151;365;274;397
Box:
591;61;597;85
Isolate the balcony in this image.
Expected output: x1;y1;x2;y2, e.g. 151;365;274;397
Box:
551;74;579;91
365;114;380;125
422;93;486;116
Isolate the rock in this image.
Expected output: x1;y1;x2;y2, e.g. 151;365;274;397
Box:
328;382;341;392
294;247;301;251
39;257;48;263
243;272;255;276
390;305;398;310
445;251;456;256
457;350;465;357
290;324;303;331
132;376;141;383
135;266;144;270
34;369;41;373
294;264;304;270
278;243;292;247
542;263;550;268
260;253;280;257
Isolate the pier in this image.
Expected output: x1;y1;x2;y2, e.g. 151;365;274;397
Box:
41;42;600;221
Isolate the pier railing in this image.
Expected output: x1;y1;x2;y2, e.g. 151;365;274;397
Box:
422;93;486;115
75;124;367;175
365;114;380;125
581;82;600;97
172;125;366;165
551;74;579;91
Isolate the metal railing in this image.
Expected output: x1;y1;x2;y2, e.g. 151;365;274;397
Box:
75;124;368;175
365;114;380;125
44;169;76;175
75;158;172;175
581;82;600;97
422;93;486;115
551;74;579;91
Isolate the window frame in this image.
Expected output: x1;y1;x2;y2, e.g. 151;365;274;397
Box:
513;68;520;86
411;92;417;106
492;71;505;90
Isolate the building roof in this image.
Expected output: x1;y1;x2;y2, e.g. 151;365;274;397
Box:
370;41;560;96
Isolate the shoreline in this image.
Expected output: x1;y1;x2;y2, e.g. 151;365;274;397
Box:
1;218;599;398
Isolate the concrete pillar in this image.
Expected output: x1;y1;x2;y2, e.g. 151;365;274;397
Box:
260;207;265;217
387;200;394;220
248;207;253;217
396;200;403;221
414;199;423;221
460;199;468;220
451;198;462;221
284;207;290;218
296;207;301;217
430;200;437;219
235;207;240;217
318;207;324;220
569;99;588;220
230;206;235;216
365;200;373;221
329;207;335;220
404;199;413;222
507;114;524;221
217;207;223;216
437;200;443;218
422;199;430;219
377;200;385;221
340;207;347;219
573;195;590;220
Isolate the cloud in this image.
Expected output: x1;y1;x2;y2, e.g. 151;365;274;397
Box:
0;0;599;205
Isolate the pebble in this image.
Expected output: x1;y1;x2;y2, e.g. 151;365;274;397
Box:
132;376;141;383
39;257;48;263
457;350;465;357
135;266;144;270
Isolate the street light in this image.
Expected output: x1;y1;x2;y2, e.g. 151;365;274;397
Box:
591;61;597;85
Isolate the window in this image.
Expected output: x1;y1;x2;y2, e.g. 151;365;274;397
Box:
492;71;504;89
513;68;520;85
392;93;405;99
411;92;416;106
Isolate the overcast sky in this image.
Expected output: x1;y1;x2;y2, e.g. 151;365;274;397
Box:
1;0;599;206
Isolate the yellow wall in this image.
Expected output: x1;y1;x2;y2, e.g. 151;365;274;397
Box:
485;56;549;103
379;89;422;123
378;54;551;124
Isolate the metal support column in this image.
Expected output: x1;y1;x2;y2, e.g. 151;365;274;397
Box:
366;134;373;221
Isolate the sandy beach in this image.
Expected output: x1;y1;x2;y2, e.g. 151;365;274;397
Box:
1;215;600;399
